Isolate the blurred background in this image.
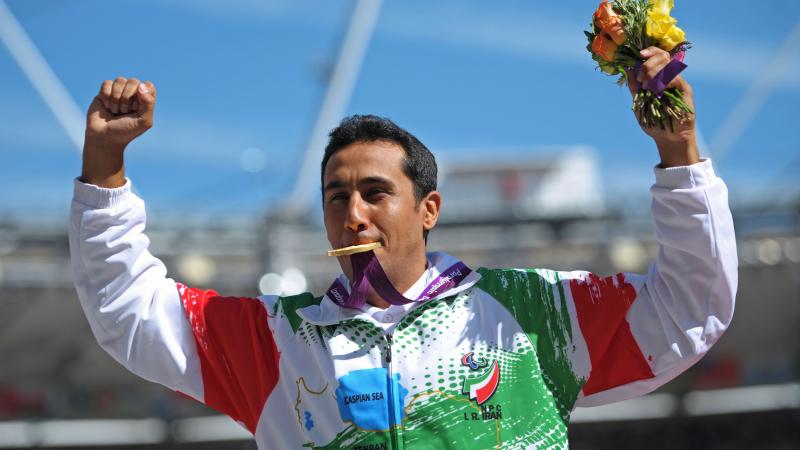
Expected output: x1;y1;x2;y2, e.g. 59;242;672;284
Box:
1;0;798;449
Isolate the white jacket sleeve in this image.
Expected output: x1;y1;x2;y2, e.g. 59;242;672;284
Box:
69;179;205;401
569;159;738;407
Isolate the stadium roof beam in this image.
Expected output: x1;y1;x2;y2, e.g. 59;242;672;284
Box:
710;19;800;164
286;0;383;214
0;0;85;153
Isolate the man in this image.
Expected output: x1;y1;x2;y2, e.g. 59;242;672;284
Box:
70;46;737;449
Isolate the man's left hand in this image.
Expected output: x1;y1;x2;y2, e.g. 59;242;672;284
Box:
627;46;700;168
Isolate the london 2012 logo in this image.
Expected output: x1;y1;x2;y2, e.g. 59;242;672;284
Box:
460;352;500;405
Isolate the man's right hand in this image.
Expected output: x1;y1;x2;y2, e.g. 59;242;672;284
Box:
81;77;156;188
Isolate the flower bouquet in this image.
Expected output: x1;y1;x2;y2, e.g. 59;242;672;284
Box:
585;0;693;131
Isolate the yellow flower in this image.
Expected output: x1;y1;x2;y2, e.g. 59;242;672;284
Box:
660;25;686;51
646;0;686;51
646;13;675;37
649;0;673;16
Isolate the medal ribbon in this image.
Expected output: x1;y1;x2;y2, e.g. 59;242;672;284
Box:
634;50;687;97
325;251;472;309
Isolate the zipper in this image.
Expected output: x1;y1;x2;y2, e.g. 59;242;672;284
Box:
385;334;393;363
385;333;400;449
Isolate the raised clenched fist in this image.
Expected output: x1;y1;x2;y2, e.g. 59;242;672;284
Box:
80;77;157;188
85;77;157;148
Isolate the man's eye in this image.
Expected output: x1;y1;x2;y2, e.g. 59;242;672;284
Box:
366;189;387;198
329;193;347;203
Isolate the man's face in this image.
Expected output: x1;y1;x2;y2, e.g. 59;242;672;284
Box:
322;140;440;281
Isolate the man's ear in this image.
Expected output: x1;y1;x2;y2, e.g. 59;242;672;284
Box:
421;191;441;232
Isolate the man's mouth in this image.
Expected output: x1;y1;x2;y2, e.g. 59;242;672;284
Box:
343;236;383;248
350;240;381;247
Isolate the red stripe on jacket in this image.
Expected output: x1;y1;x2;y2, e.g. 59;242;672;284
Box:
178;284;280;434
569;273;654;395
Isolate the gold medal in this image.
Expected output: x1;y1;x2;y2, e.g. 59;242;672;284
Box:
327;242;382;257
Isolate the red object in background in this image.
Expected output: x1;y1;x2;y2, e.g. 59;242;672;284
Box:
500;171;524;201
691;355;742;389
95;389;116;415
0;385;45;419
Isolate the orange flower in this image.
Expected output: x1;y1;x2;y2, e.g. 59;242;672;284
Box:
591;33;618;62
594;1;626;45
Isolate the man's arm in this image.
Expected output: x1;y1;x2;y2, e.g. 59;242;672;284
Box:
70;78;282;433
570;47;737;406
567;159;737;407
479;49;736;409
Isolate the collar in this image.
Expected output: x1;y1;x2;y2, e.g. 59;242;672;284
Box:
296;252;481;326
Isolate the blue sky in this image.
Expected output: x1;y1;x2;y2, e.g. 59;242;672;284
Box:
1;0;798;221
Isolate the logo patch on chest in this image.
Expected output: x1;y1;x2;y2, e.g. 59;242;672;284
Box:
460;353;500;405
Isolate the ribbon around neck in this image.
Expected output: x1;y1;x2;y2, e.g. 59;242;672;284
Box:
325;250;472;309
634;50;687;97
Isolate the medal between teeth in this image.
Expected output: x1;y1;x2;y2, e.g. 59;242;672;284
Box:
324;241;471;309
326;242;382;257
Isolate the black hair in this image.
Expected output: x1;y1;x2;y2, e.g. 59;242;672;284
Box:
321;114;438;240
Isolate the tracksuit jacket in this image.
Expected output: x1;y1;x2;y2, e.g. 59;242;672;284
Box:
69;159;737;449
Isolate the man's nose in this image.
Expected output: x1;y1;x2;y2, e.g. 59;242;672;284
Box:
345;195;369;233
